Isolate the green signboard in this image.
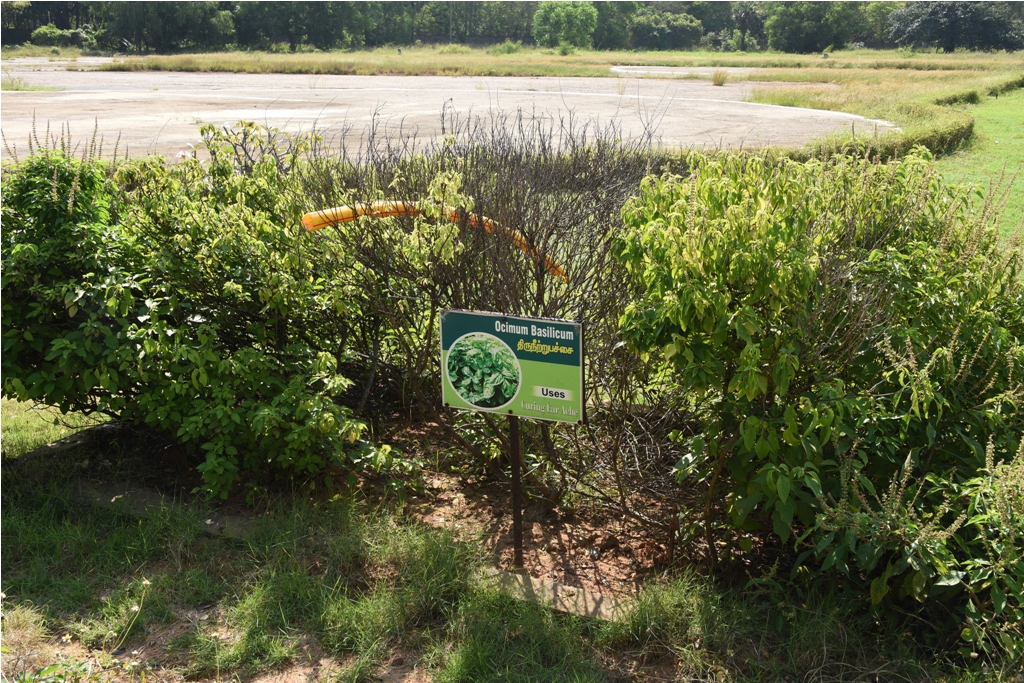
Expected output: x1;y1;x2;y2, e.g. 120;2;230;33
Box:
440;309;583;423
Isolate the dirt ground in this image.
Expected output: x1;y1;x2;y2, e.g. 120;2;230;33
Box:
1;57;894;160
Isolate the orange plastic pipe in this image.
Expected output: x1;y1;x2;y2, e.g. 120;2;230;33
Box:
302;201;567;280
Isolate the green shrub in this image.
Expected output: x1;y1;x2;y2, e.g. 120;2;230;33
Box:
532;1;598;49
30;24;93;49
615;149;1024;659
1;133;370;497
487;39;522;56
934;90;981;106
628;7;703;51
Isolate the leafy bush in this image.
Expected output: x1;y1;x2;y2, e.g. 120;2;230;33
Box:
487;39;521;55
1;133;370;497
532;1;598;49
615;149;1024;659
30;24;94;49
628;7;703;51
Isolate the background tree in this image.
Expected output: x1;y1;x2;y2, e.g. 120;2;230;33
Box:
888;1;1024;52
628;6;703;51
684;1;735;35
857;1;900;47
765;1;862;53
732;1;768;51
593;1;637;50
92;1;234;51
531;1;598;48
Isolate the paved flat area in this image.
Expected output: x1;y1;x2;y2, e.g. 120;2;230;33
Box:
1;58;893;160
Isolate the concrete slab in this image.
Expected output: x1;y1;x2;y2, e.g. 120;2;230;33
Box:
1;60;894;160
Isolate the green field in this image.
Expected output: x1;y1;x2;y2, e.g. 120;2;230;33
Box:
935;88;1024;236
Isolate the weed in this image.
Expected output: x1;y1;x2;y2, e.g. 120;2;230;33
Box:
598;572;716;661
11;659;106;683
370;523;478;627
319;586;397;655
712;69;728;86
437;44;471;55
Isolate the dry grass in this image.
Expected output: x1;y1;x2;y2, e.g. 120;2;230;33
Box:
746;65;1023;123
95;46;1024;80
1;604;50;680
0;44;85;59
712;69;728;86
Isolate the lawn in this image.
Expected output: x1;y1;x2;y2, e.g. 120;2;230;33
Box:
935;88;1024;236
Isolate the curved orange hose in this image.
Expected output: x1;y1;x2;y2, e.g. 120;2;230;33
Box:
302;201;567;280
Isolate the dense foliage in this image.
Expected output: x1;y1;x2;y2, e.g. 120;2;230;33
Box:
3;119;1022;664
888;1;1024;53
4;1;1021;53
627;7;703;51
531;1;598;49
1;135;370;497
615;149;1023;660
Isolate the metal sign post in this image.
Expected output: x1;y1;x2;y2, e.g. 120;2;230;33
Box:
509;414;524;567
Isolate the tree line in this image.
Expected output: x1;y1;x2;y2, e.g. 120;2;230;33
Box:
2;2;1022;54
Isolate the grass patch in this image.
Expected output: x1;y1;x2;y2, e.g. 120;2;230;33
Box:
1;603;50;680
935;88;1024;236
1;399;100;457
0;44;85;59
95;46;1024;79
0;75;64;91
0;419;995;682
434;589;604;682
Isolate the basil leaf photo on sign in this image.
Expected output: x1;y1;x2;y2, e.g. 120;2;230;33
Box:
446;333;521;409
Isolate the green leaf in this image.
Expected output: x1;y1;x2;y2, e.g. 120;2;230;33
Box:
776;475;791;504
857;474;877;496
934;571;964;587
992;582;1007;616
870;576;890;605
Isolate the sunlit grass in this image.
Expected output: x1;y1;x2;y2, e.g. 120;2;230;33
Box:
0;75;64;91
935;88;1024;237
96;45;1024;79
0;44;84;59
0;398;100;458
